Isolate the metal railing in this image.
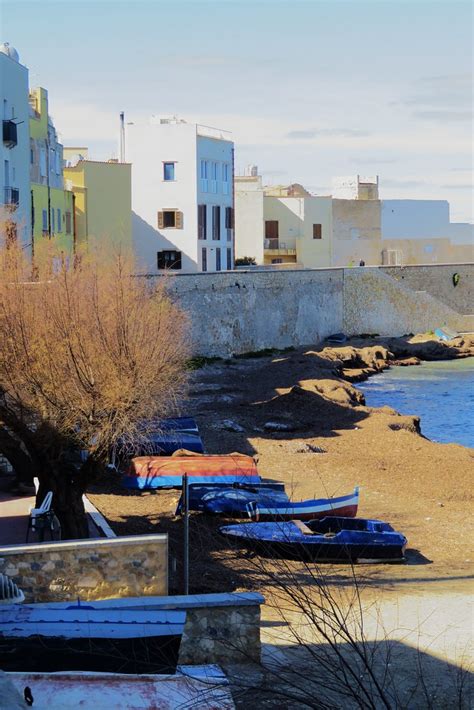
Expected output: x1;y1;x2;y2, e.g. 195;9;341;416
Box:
4;187;19;207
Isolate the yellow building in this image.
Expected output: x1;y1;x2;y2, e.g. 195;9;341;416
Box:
63;148;132;250
29;87;74;257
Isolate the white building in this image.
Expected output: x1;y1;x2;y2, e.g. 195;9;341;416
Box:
0;43;31;250
127;116;234;273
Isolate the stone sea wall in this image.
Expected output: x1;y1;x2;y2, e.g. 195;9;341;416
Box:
0;535;168;602
153;263;473;356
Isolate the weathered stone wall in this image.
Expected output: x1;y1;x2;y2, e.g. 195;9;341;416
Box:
343;267;472;336
34;591;265;665
159;268;344;356
0;535;168;602
380;263;473;314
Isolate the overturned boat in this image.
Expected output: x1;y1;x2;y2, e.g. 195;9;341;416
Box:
220;516;407;563
0;604;186;674
197;485;359;521
123;453;261;490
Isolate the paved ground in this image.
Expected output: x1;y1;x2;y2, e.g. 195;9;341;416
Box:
0;490;101;545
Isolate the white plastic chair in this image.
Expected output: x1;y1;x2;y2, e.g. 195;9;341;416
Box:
26;491;55;542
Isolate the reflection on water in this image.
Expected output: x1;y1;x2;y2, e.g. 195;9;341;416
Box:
358;358;474;448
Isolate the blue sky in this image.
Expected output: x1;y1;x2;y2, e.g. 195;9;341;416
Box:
3;0;473;220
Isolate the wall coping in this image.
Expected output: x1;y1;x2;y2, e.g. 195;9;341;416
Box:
0;534;167;556
35;591;265;609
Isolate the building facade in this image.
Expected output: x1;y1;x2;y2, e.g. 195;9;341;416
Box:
63;148;132;249
0;43;31;249
127;116;234;274
29;87;74;257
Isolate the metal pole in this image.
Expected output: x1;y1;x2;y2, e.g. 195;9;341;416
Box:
183;473;189;595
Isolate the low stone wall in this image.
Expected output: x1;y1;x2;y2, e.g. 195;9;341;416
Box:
0;535;168;602
35;591;265;665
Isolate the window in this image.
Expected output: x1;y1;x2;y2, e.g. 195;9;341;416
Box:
200;160;209;192
271;258;283;264
57;208;61;232
51;208;56;233
222;163;230;195
212;205;221;240
225;206;233;240
265;220;279;240
42;209;48;232
30;148;34;164
216;247;221;271
158;210;183;229
163;162;175;181
157;250;182;270
198;204;207;239
313;224;322;239
227;247;232;270
202;247;207;272
210;162;218;193
65;211;72;234
39;148;47;177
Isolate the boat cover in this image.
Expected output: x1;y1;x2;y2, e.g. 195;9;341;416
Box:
123;454;260;490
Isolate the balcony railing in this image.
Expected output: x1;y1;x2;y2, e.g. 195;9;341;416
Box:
3;120;18;148
264;239;297;254
4;187;20;209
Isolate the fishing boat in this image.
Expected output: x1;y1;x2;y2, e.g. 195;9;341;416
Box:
220;516;407;563
197;486;359;521
122;453;261;490
0;604;186;674
176;481;287;514
134;431;205;456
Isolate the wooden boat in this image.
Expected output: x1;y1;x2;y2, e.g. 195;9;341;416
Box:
198;486;359;521
123;453;261;490
0;604;186;674
134;431;204;456
220;516;407;563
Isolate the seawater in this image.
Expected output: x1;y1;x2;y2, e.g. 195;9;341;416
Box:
358;357;474;448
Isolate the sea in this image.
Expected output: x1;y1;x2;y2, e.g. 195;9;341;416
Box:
358;357;474;449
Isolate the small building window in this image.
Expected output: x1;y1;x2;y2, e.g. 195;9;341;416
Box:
157;250;182;270
65;211;72;234
42;209;48;232
202;247;207;272
271;258;283;264
227;247;232;270
163;162;175;181
198;204;207;239
51;208;55;233
57;208;61;232
265;220;279;240
216;247;221;271
158;210;183;229
313;224;322;239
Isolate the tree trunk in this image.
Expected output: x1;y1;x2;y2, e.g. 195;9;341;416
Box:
37;461;90;540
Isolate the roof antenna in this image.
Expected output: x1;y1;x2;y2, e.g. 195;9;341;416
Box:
119;111;125;162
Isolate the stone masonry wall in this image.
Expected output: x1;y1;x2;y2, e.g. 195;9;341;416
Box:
380;263;473;314
0;535;168;602
156;268;344;357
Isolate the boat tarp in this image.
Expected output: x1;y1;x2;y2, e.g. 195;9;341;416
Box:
123;454;260;490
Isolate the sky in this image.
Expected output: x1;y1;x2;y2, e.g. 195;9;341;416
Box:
3;0;473;221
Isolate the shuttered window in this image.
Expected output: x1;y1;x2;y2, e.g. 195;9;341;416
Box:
65;211;72;234
212;206;221;240
227;247;232;270
313;224;322;239
202;247;207;272
198;205;207;239
216;247;221;271
158;210;183;229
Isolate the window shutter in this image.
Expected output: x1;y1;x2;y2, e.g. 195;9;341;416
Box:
158;211;164;229
175;211;183;229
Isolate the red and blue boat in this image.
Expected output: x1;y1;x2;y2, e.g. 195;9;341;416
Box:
123;453;261;490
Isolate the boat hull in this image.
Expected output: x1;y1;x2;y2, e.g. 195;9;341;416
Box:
220;517;407;563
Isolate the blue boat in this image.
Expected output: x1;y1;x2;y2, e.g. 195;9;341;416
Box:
136;431;204;455
176;481;286;514
196;486;359;521
220;516;407;562
0;604;186;674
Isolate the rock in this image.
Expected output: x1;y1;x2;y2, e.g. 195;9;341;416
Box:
299;378;365;406
213;419;245;433
264;421;295;432
295;444;326;454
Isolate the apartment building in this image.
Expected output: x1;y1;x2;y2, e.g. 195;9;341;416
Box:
0;43;31;249
63;148;131;249
127;116;234;273
29;87;74;256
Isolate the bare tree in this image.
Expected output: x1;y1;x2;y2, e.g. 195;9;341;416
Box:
0;231;189;538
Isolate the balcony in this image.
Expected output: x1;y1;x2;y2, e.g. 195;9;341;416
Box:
4;187;20;210
3;120;18;148
264;238;297;255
